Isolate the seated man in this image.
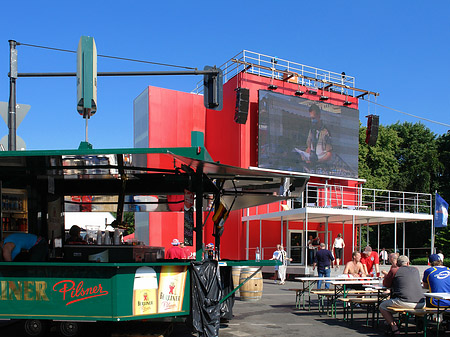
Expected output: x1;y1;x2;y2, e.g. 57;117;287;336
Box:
343;251;366;277
0;233;48;261
422;254;450;308
382;253;399;288
379;255;425;335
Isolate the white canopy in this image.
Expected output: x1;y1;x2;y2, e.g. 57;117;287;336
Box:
64;212;116;231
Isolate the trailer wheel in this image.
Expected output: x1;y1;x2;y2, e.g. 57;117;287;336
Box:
23;319;48;337
58;321;81;337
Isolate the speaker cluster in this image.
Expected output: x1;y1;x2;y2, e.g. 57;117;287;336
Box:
234;88;250;124
365;114;379;146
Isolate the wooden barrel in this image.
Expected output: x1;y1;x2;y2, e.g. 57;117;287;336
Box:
232;266;243;296
239;267;263;301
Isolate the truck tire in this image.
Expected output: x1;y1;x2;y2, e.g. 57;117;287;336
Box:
23;319;48;337
58;321;81;337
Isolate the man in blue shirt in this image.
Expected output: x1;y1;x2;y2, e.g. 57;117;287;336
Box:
423;254;450;307
0;233;48;261
313;243;334;289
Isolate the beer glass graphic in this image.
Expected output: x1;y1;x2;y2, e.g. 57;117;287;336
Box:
132;266;158;315
157;265;187;313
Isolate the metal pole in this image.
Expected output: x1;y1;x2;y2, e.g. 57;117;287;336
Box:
352;215;355;252
325;216;329;249
402;222;405;255
85;117;89;143
246;213;249;260
8;40;17;151
259;219;262;259
394;218;397;254
281;216;283;246
377;223;380;253
195;167;203;261
431;192;435;254
305;211;309;273
366;219;370;246
342;221;345;263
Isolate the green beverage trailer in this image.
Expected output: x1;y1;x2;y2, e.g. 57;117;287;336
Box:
0;146;306;336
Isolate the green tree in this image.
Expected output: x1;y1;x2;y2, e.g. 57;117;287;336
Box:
389;122;440;193
359;121;440;254
433;131;450;256
111;212;135;236
359;123;400;190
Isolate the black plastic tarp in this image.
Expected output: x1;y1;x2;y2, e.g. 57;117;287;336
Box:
191;260;222;337
219;266;234;320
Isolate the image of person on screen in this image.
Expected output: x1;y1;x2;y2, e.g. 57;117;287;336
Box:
295;104;332;165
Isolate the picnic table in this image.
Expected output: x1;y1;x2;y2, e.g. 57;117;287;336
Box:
423;292;450;337
293;276;379;311
325;279;381;318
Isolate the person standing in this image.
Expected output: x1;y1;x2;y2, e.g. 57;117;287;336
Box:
270;244;282;284
313;243;334;289
437;250;444;262
332;233;345;270
307;236;315;266
380;248;389;265
422;254;450;308
166;238;184;259
0;233;48;261
179;242;192;259
379;255;425;335
278;245;292;285
361;246;380;277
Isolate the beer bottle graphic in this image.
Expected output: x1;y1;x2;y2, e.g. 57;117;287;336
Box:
132;266;158;315
157;265;187;313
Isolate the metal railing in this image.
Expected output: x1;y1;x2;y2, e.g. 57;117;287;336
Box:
302;182;432;214
192;50;356;96
246;182;432;216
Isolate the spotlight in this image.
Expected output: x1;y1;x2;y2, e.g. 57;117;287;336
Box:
319;95;329;101
295;90;304;96
343;101;352;106
307;89;317;95
268;84;278;90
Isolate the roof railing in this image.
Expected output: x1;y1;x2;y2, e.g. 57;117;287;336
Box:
192;50;362;97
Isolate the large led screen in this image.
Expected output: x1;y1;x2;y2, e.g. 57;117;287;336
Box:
258;90;359;178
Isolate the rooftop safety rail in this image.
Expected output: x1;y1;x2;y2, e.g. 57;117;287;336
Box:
302;182;432;214
246;182;432;216
192;50;356;97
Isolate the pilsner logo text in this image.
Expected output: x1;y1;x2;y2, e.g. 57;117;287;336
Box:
53;280;109;305
0;280;49;301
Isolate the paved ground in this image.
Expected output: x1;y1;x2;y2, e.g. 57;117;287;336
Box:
0;264;432;336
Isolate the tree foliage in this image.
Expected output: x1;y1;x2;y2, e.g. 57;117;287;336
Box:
359;121;443;256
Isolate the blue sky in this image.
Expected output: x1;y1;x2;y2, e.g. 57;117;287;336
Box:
1;1;449;150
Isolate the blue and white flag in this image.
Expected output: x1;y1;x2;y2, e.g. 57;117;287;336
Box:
434;193;448;228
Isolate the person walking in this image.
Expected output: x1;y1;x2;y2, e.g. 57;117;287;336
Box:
313;243;334;289
332;233;345;270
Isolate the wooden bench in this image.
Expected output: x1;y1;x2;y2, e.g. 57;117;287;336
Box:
311;290;335;315
387;306;440;336
288;288;303;309
337;296;379;325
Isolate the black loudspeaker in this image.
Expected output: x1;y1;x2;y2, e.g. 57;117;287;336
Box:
365;114;379;146
234;88;249;124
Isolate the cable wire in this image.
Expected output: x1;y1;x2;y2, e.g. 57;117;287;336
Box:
361;98;450;128
16;42;196;70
